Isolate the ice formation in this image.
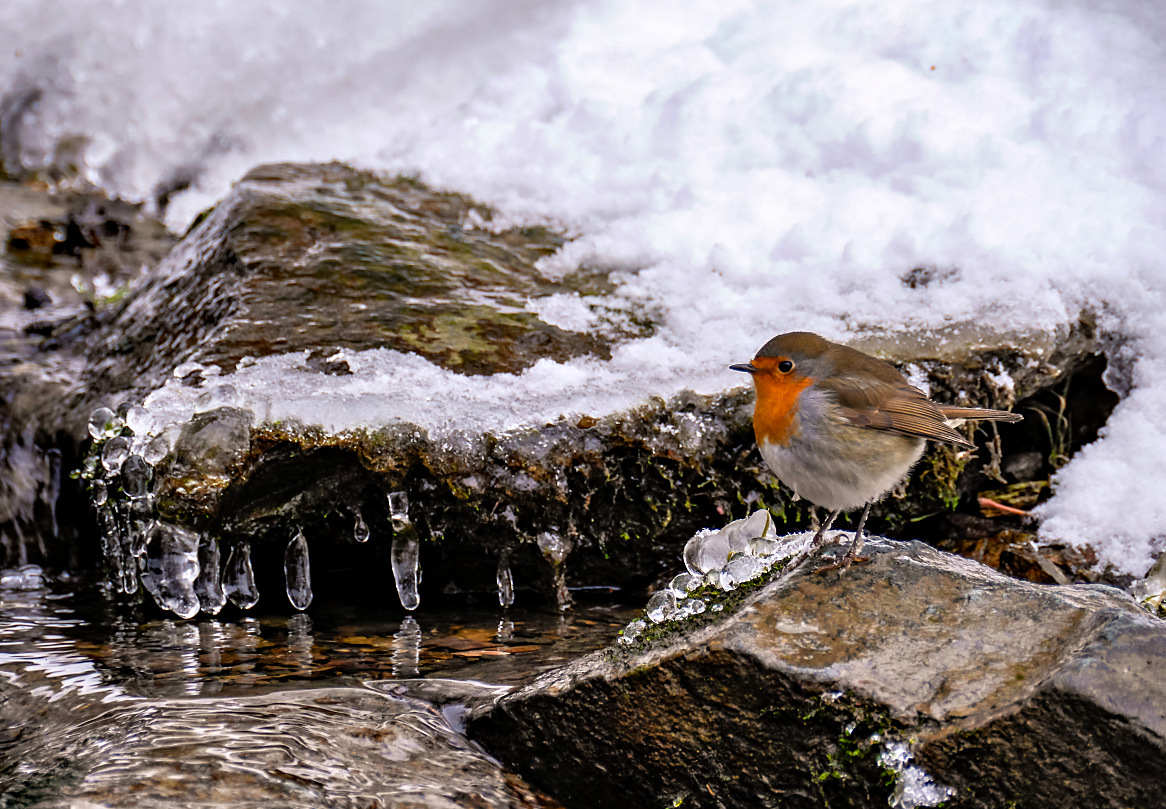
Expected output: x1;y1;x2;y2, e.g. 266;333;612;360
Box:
389;492;421;611
619;510;806;643
877;740;956;809
284;528;313;611
223;541;260;610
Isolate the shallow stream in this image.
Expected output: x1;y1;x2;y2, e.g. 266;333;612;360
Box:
0;563;636;806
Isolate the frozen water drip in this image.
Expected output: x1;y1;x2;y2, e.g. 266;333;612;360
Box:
284;528;313;610
223;541;260;609
195;536;227;615
101;436;131;474
537;531;573;612
496;551;515;608
353;509;370;543
139;523;201;619
388;492;421;611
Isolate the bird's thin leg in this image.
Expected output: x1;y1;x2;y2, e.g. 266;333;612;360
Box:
810;508;840;548
840;502;872;565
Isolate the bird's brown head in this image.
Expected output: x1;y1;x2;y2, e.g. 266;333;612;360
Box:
730;332;832;446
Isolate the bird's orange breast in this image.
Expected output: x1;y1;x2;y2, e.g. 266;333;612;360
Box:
752;372;813;447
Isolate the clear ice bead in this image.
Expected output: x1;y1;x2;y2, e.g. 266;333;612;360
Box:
101;436;131;474
195;536;227;615
391;528;421;611
139;523;201;619
669;572;700;596
537;531;571;566
684;528;730;574
496;556;515;608
680;597;706;616
353;510;370;543
723;555;765;588
194;384;241;413
123;405;148;435
645;589;677;623
747;537;782;558
121;455;153;498
89;407;118;439
143;433;171;465
619;618;647;645
91;478;108;506
284;528;313;611
224;541;260;609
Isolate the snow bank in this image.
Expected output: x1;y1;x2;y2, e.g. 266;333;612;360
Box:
2;0;1163;572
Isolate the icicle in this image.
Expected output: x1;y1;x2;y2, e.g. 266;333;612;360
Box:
537;531;573;612
284;528;313;610
496;551;515;608
387;491;409;532
390;616;421;678
223;541;260;609
139;523;201;619
353;508;370;543
44;449;61;539
391;531;421;611
127;497;154;558
388;491;421;610
101;436;131;474
195;536;227;615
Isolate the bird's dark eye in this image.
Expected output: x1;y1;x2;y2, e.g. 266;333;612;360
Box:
777;360;794;374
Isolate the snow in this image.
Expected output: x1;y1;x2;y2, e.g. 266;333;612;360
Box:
2;0;1165;573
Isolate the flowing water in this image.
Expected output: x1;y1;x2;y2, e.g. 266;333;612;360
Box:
0;564;636;807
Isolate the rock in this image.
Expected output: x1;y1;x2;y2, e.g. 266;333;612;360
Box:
0;684;560;808
466;538;1166;809
0;161;1117;610
0;180;176;565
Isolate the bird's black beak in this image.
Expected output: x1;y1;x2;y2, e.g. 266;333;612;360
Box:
729;362;758;373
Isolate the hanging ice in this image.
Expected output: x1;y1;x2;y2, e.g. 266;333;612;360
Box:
143;433;170;465
100;436;131;474
387;491;410;532
536;531;571;565
88;407;117;439
284;528;313;610
139;522;201;619
536;531;573;612
223;541;260;609
352;509;370;543
195;536;227;615
127;497;154;558
496;554;515;608
121;455;153;498
389;495;421;610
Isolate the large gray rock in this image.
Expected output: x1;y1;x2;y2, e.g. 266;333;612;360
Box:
466;538;1166;808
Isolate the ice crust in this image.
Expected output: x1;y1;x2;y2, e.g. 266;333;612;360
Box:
6;1;1166;572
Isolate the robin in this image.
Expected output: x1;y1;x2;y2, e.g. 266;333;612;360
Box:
731;332;1022;567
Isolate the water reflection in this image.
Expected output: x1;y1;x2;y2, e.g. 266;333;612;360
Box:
0;567;630;806
391;616;422;678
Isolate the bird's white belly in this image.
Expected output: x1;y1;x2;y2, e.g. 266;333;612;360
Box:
758;429;925;513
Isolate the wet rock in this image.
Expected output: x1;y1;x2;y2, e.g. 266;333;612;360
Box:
0;180;176;566
0;161;1118;611
467;539;1166;809
1;685;560;808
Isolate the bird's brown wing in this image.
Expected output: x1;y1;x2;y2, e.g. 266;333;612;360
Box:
819;377;977;449
935;405;1024;423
